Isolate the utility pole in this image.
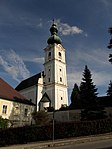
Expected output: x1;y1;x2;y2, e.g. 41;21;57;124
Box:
52;111;54;146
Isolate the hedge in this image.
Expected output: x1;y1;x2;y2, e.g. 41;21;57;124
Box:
0;118;112;146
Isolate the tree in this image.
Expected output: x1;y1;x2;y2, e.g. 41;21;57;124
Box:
70;83;80;109
32;111;51;126
80;65;98;111
0;116;8;128
107;80;112;96
107;27;112;63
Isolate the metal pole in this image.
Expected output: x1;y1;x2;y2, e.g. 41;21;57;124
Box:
53;111;54;146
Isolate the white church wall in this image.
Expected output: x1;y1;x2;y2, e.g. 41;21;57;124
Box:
54;44;65;63
37;77;43;111
55;86;68;109
43;43;68;110
40;102;50;111
19;86;37;104
55;63;67;85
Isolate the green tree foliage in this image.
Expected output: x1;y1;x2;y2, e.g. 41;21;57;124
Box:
79;66;107;120
80;65;98;110
70;83;80;109
107;80;112;96
0;116;8;128
32;111;51;126
59;105;69;111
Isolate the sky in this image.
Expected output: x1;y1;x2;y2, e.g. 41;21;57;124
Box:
0;0;112;103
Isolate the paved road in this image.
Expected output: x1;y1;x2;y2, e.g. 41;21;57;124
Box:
1;133;112;149
44;139;112;149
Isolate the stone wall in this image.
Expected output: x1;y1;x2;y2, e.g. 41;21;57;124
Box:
49;110;81;122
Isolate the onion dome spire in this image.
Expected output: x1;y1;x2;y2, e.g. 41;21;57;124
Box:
47;20;62;45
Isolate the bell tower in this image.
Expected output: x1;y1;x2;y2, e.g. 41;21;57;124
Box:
43;22;68;110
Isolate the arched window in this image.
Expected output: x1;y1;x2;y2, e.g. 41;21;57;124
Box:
59;52;61;57
48;78;50;82
48;52;51;58
60;77;62;82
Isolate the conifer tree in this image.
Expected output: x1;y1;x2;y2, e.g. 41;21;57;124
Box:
80;65;98;110
70;83;80;109
107;80;112;96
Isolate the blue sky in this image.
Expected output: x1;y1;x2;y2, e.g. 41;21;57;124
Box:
0;0;112;102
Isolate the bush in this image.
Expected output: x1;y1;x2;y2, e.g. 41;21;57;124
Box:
0;118;112;146
32;111;52;126
0;117;8;128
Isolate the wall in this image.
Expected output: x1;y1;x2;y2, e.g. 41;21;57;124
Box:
0;98;13;119
0;98;35;127
44;43;68;110
19;85;37;104
19;77;43;111
49;110;81;122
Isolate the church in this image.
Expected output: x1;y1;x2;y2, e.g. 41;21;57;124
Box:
16;22;68;111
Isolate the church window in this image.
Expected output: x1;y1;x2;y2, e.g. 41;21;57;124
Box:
59;52;61;57
48;52;51;57
60;69;61;72
49;69;50;71
60;77;62;82
48;78;50;82
61;97;63;100
2;105;7;114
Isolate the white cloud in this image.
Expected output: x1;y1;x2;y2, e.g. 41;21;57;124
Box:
67;71;82;89
0;49;31;82
23;56;44;64
92;71;111;87
68;48;111;69
67;48;112;94
55;19;83;35
101;0;112;7
19;17;43;29
67;70;111;92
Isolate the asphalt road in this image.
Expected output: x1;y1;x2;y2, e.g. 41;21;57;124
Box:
1;134;112;149
44;139;112;149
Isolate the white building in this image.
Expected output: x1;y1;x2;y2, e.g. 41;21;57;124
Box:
16;73;43;111
0;78;35;127
16;22;68;111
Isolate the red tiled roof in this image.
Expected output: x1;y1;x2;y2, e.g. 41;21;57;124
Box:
0;78;35;105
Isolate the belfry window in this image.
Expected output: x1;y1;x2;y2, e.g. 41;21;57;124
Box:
48;52;51;57
59;52;61;57
60;77;62;82
48;78;50;82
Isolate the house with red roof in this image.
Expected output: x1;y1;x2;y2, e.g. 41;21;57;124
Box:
0;78;35;127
